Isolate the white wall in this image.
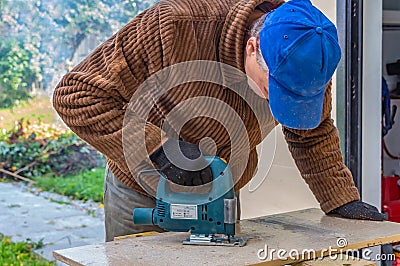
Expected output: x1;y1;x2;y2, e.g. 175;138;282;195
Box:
240;125;319;219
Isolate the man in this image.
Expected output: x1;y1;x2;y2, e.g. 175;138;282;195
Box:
53;0;385;242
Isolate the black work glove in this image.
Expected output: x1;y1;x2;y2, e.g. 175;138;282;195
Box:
149;139;212;186
328;200;386;221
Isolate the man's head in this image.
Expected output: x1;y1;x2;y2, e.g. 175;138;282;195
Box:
243;1;283;99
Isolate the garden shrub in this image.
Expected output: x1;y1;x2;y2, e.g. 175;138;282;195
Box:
0;119;105;178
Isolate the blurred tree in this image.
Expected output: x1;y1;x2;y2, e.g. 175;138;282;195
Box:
0;0;41;108
0;0;156;108
0;40;40;108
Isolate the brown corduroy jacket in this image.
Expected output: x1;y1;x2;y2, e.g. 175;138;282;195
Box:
53;0;360;213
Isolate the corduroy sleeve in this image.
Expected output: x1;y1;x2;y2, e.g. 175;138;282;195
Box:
52;5;172;190
282;82;361;213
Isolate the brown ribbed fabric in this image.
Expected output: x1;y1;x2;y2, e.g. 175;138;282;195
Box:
283;82;360;213
53;0;360;213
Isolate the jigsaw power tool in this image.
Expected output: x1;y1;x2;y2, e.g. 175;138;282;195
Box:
133;156;247;246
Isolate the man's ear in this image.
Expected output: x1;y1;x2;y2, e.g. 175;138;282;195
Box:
245;36;258;57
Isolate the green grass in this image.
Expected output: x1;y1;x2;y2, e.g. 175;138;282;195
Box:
0;234;54;265
33;168;105;203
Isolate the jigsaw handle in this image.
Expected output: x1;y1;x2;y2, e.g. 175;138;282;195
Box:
156;156;234;204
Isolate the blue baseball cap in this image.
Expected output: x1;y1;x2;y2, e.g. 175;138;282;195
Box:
259;0;341;129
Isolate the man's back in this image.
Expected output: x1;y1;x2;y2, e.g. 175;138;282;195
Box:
53;0;277;193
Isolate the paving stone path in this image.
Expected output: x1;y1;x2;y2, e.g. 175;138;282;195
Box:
0;181;105;264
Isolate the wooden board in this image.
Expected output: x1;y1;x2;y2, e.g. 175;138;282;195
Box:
297;257;379;266
53;208;400;265
294;255;375;266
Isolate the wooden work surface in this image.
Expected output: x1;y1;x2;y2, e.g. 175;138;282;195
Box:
53;208;400;266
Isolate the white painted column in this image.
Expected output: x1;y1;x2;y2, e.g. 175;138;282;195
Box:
362;0;382;209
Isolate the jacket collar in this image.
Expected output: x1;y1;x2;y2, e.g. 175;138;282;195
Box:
219;0;282;87
219;0;265;86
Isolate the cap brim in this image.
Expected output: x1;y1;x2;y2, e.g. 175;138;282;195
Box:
268;75;325;130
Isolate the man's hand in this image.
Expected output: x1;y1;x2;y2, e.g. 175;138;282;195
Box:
149;139;212;186
328;200;386;221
